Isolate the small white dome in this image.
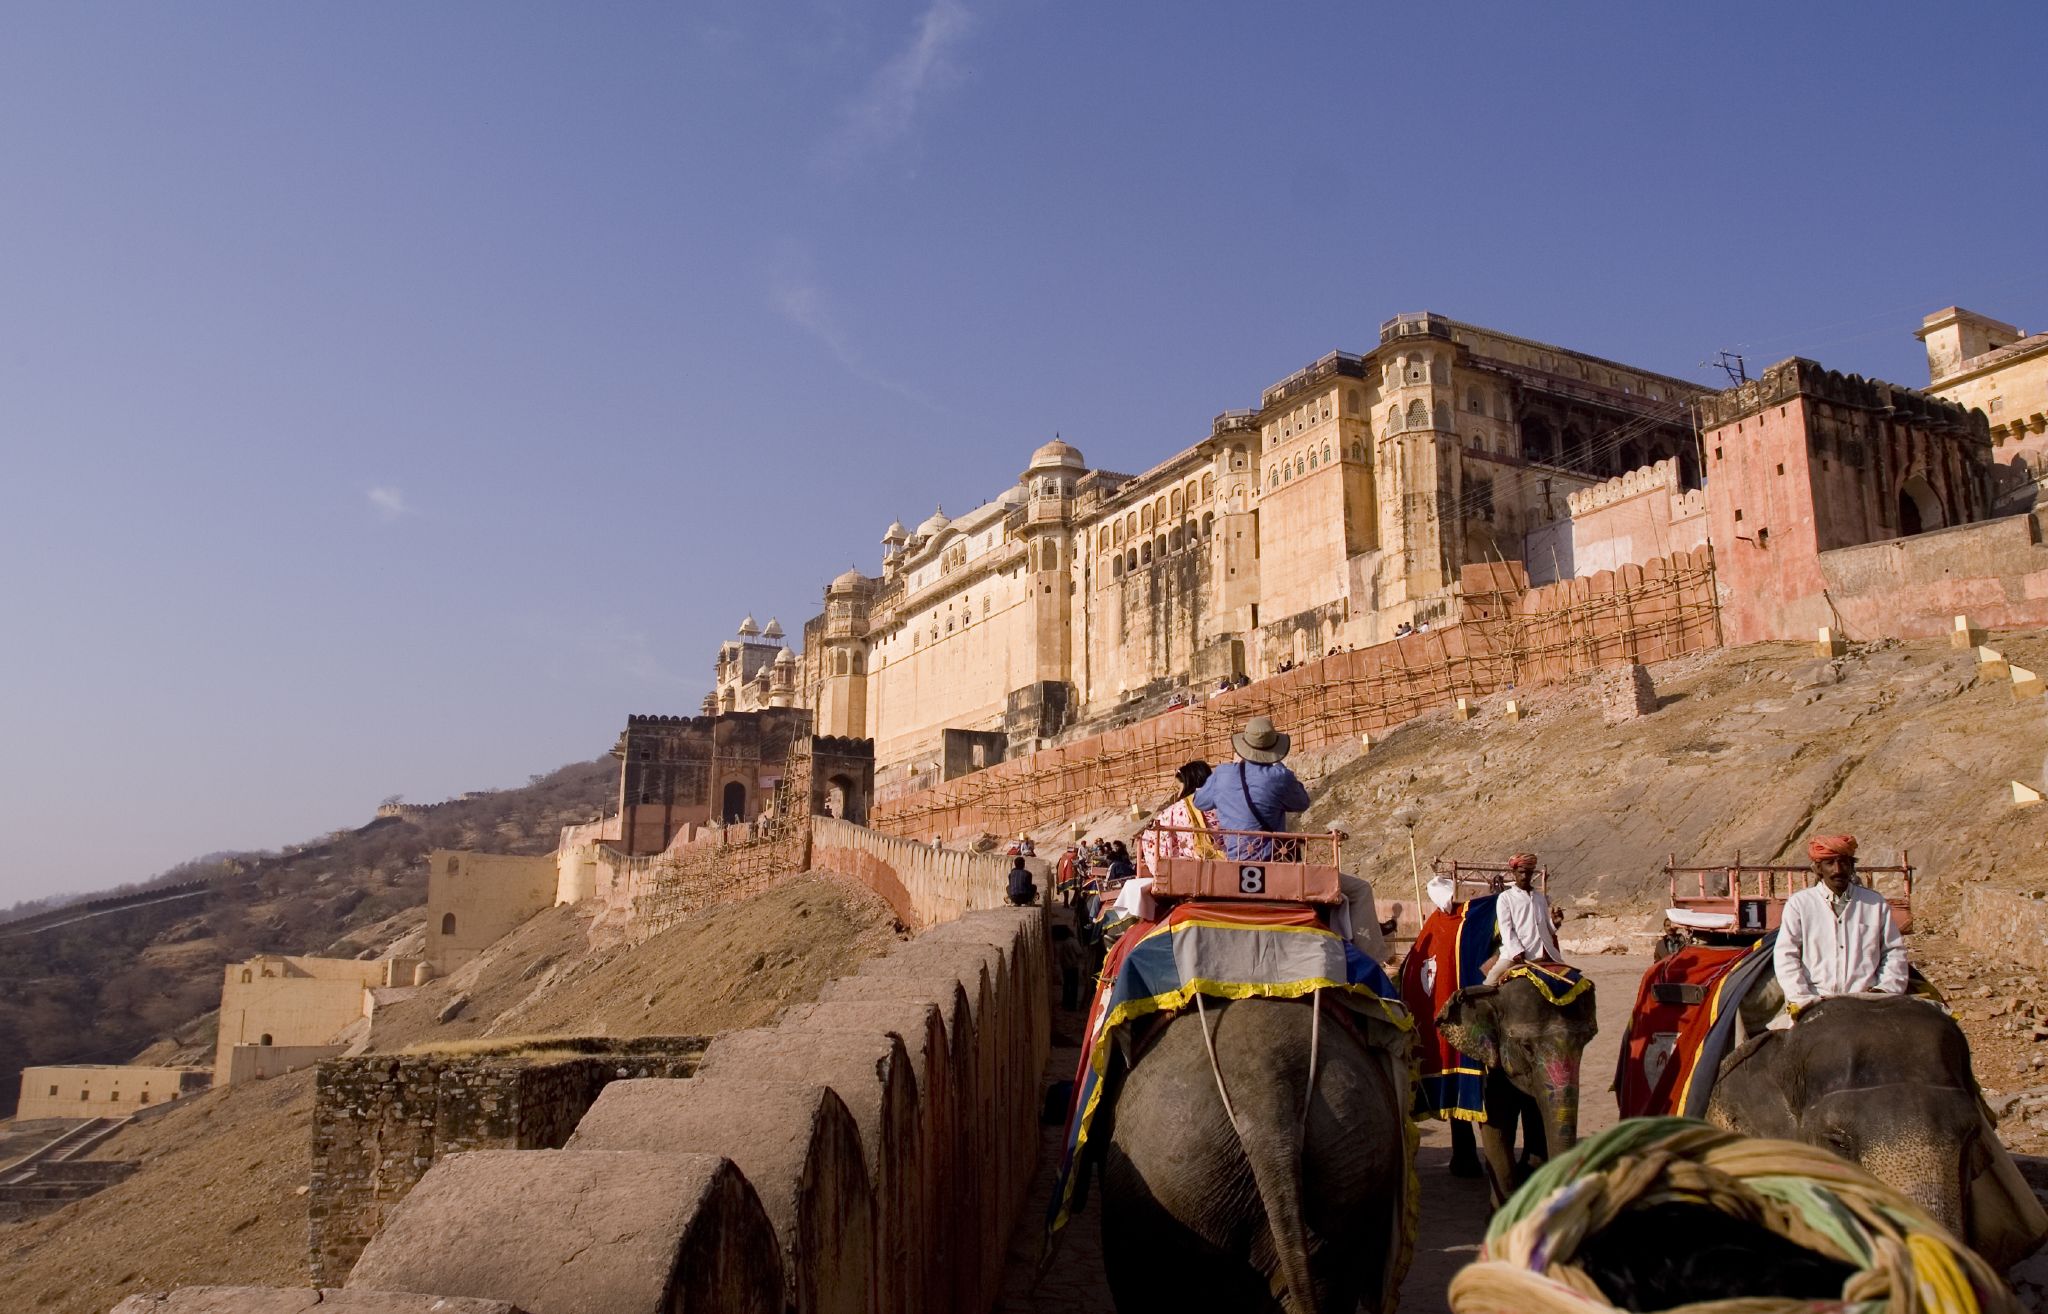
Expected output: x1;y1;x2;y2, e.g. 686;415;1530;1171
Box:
830;568;865;590
737;614;760;636
762;618;785;640
883;520;907;541
915;505;950;537
773;646;796;666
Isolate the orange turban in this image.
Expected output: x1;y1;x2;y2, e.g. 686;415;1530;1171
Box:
1507;852;1539;872
1807;834;1858;862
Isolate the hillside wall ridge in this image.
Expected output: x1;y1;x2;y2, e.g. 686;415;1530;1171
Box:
1815;510;2048;640
809;816;1016;927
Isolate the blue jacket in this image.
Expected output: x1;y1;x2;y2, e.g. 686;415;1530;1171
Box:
1193;761;1312;859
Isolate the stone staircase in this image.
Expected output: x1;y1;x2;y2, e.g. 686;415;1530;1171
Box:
0;1116;137;1221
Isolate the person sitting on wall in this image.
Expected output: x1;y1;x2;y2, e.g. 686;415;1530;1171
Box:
1774;833;1907;1015
1483;853;1563;984
1007;856;1039;908
1194;717;1312;861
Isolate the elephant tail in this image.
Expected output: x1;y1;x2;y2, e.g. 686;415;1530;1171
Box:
1236;1118;1320;1312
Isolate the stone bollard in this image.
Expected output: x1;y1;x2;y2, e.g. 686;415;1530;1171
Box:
1952;614;1984;649
2011;664;2044;702
1978;645;2010;680
1816;626;1846;658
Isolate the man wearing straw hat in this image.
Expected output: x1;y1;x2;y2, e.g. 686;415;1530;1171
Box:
1194;716;1311;860
1195;717;1392;961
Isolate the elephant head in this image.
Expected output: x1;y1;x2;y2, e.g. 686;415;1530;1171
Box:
1706;993;2045;1265
1439;976;1599;1158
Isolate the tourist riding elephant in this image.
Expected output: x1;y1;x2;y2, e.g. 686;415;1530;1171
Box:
1437;975;1600;1202
1093;996;1412;1313
1707;993;2048;1269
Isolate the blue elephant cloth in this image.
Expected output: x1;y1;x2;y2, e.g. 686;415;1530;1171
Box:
1046;899;1411;1235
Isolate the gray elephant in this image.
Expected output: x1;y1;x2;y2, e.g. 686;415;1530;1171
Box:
1707;993;2048;1269
1436;975;1600;1201
1092;996;1412;1313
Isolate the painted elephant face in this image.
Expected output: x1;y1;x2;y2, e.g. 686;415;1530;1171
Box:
1439;980;1600;1147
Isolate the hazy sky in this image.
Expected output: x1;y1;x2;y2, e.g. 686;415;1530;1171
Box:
4;3;2044;900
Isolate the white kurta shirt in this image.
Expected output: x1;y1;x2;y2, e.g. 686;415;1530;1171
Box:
1773;882;1908;1009
1495;885;1561;964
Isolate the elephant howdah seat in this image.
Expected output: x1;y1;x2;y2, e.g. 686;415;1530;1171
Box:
1662;853;1914;948
1143;826;1344;905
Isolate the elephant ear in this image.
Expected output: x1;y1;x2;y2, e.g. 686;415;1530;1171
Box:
1437;990;1503;1070
1704;1032;1799;1139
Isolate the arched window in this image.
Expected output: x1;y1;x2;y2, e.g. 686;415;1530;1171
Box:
1113;521;1124;546
1388;406;1403;434
1322;443;1332;464
1170;489;1182;516
1127;549;1138;570
1140;541;1153;565
1296;456;1306;477
1467;387;1483;414
1125;512;1137;538
1435;400;1453;429
1202;512;1214;537
1153;496;1167;524
1350;440;1365;460
983;595;991;615
1168;528;1182;552
1308;449;1318;470
259;1034;274;1047
1111;555;1122;578
441;913;456;936
1268;468;1277;488
1141;505;1154;530
1040;540;1059;570
1201;473;1213;500
240;969;253;984
1406;399;1428;428
1184;480;1197;506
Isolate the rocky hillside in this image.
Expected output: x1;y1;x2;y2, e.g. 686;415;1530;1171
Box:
1298;635;2048;924
0;876;902;1314
0;756;616;1117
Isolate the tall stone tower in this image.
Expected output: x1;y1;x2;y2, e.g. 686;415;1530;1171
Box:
814;570;872;738
1377;315;1459;605
1017;439;1084;738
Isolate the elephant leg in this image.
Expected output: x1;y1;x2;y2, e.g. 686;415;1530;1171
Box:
1101;1154;1276;1312
1518;1086;1548;1169
1448;1117;1483;1177
1478;1070;1524;1203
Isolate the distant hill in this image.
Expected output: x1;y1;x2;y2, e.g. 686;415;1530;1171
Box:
0;756;616;1117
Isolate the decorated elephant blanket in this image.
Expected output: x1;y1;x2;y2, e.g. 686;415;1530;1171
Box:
1401;894;1590;1123
1612;939;1770;1119
1047;898;1410;1233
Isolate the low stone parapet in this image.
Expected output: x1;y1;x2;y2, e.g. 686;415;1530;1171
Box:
112;1290;525;1313
345;1149;782;1313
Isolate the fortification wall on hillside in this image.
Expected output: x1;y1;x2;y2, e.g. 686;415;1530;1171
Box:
1815;511;2048;640
869;548;1720;841
810;816;1016;926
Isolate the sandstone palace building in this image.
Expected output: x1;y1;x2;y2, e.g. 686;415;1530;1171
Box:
774;312;1710;798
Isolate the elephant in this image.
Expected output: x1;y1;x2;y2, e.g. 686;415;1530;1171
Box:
1707;993;2048;1269
1091;995;1412;1313
1436;975;1600;1202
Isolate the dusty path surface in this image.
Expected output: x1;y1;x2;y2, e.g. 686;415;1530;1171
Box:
997;947;1653;1314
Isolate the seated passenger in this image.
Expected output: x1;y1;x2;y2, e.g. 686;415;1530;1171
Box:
1774;833;1907;1013
1193;717;1311;860
1483;852;1561;984
1006;856;1038;907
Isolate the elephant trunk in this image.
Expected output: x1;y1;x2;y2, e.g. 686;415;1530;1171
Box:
1537;1050;1584;1156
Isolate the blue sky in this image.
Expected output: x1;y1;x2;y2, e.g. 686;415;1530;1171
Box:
3;2;2044;900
